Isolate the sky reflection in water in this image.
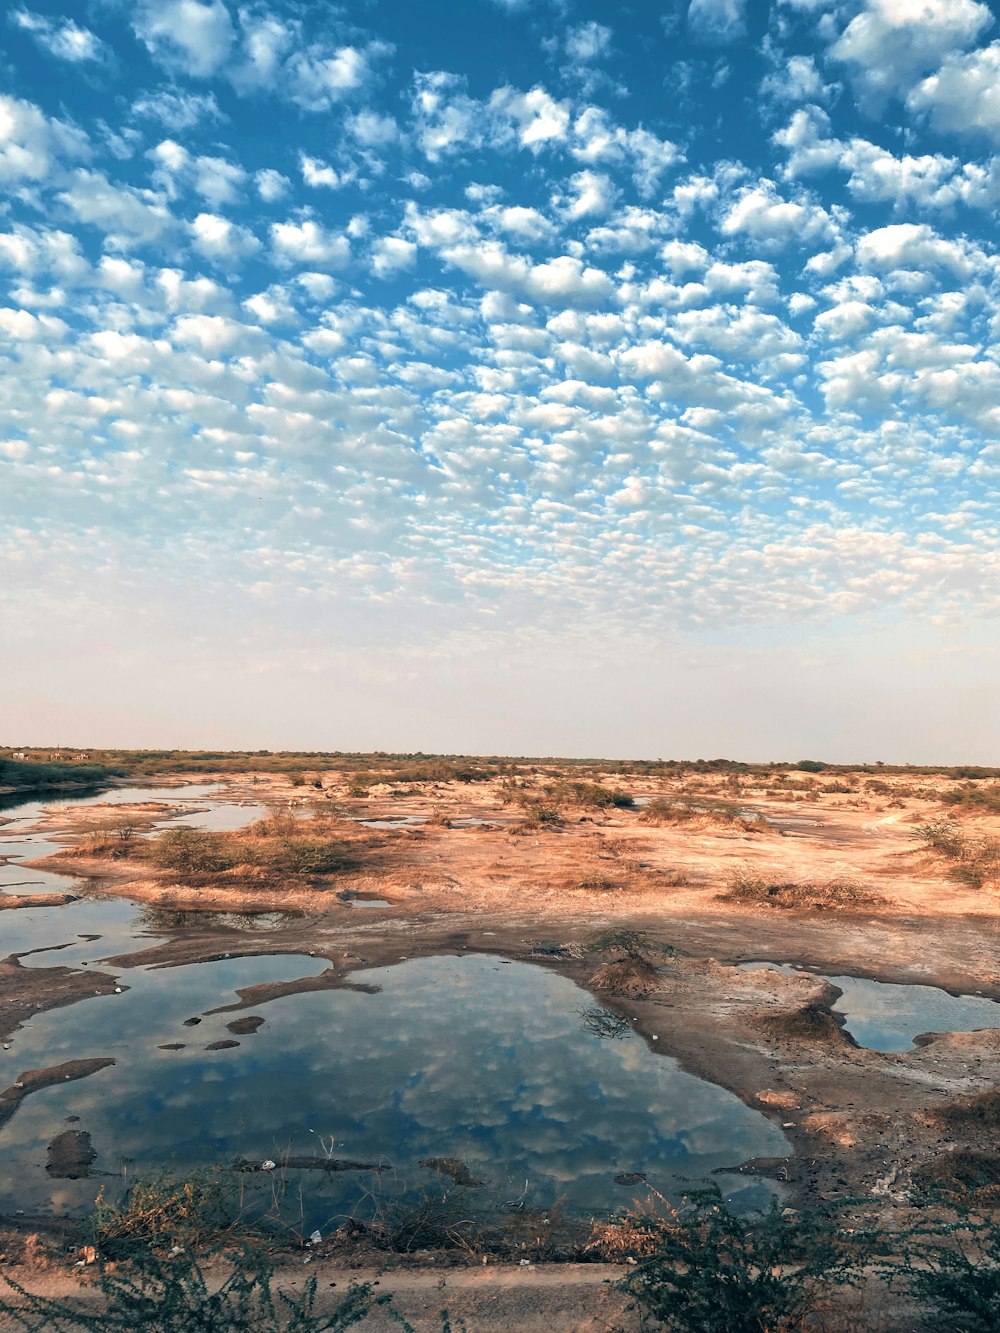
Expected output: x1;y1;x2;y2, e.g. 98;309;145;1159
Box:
1;954;787;1227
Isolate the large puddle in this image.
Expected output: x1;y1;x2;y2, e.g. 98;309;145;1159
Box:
1;952;789;1227
0;788;790;1229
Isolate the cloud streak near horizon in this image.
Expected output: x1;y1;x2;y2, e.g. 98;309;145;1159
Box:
1;0;999;758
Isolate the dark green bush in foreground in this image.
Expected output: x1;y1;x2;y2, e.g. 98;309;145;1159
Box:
608;1189;866;1332
0;1246;392;1332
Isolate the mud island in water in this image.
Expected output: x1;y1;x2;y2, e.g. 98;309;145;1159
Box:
1;751;1000;1329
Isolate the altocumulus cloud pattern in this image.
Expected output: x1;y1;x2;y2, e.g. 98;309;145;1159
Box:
1;0;999;755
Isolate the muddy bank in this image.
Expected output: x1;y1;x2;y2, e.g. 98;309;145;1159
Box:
0;955;121;1046
1;1058;116;1129
0;893;77;910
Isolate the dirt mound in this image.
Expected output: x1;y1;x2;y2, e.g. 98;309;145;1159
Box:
760;1004;857;1046
589;958;660;998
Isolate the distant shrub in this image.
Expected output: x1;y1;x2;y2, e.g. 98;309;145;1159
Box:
546;781;634;809
639;799;697;824
577;873;618;891
941;783;1000;813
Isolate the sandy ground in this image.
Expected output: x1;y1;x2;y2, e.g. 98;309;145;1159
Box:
2;765;999;1328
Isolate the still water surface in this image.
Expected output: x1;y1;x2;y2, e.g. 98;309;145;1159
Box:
2;788;788;1227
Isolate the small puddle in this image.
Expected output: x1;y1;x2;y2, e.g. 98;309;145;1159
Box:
357;816;426;829
739;963;1000;1052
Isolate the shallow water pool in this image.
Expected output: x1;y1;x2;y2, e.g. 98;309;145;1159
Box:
739;962;1000;1052
1;954;789;1228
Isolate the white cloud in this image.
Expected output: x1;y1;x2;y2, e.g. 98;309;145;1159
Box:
720;182;837;249
760;55;835;104
485;206;556;244
449;244;616;307
59;169;175;247
172;313;264;357
345;110;399;147
133;0;235;79
830;0;992;104
271;219;351;268
190;213;261;263
687;0;746;45
283;42;390;112
490;86;571;151
856;223;986;278
0;94;90;185
131;89;225;131
300;155;343;189
255;168;291;202
411;72;484;161
371;236;418;278
11;9;107;62
232;7;293;88
907;43;1000;144
571;107;680;196
149;140;248;208
561;170;617;219
565;21;612;63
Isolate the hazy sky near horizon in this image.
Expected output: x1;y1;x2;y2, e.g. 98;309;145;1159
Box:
2;0;999;761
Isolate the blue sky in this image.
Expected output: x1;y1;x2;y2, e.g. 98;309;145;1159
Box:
1;0;999;759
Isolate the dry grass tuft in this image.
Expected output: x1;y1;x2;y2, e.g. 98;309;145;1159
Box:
589;956;660;998
719;866;884;911
911;1150;1000;1200
930;1089;1000;1131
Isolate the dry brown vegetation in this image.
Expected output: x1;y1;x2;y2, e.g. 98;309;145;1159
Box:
719;866;884;911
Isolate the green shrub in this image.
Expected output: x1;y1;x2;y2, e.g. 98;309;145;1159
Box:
610;1188;863;1333
0;1244;396;1331
902;1209;1000;1333
150;828;236;875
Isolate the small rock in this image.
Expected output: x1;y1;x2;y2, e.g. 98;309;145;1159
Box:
182;1018;202;1027
261;1160;276;1171
205;1040;240;1051
226;1016;264;1036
